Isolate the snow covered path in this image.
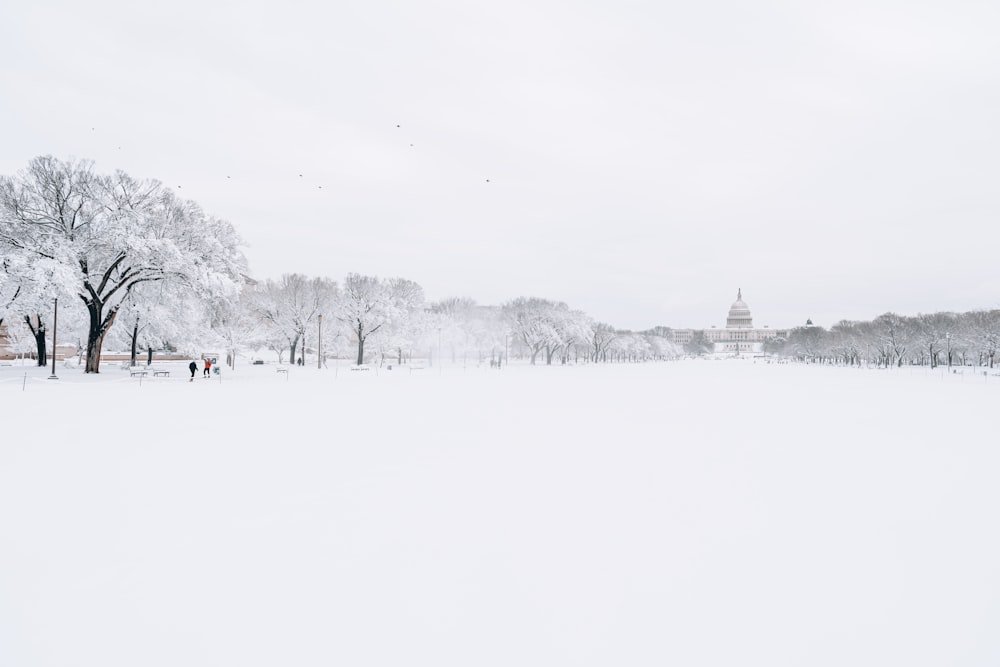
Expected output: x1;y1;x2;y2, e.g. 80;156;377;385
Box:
2;360;999;666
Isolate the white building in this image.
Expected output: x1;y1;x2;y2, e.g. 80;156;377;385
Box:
673;290;789;354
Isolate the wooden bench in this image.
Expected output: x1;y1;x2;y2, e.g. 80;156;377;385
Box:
153;369;170;377
276;367;288;374
129;367;148;377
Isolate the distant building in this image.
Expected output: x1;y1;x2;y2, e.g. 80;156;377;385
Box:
0;322;14;359
672;289;790;354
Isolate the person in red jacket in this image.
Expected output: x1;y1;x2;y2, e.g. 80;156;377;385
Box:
203;357;212;377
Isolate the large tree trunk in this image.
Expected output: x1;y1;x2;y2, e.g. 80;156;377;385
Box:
356;335;365;365
289;335;299;367
85;329;106;373
34;328;46;366
25;315;46;367
147;347;153;365
84;302;117;373
130;319;139;367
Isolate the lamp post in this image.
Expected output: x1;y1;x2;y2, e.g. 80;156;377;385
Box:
317;314;323;369
504;333;509;368
437;327;442;375
48;298;58;380
946;332;951;371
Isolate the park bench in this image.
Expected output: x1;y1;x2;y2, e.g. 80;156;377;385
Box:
128;366;170;377
276;366;288;374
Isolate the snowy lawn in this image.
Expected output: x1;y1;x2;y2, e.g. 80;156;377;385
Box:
2;360;999;666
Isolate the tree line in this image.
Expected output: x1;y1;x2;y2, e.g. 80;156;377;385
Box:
762;311;1000;369
1;156;680;372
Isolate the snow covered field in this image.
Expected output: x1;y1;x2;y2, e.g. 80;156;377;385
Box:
2;359;999;666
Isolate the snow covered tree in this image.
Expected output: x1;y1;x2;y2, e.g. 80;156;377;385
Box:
965;310;1000;368
872;313;912;368
108;280;205;366
377;278;425;366
336;273;407;366
502;297;562;365
913;312;956;368
209;284;266;369
589;322;616;361
0;156;245;372
544;307;591;365
683;329;712;356
0;186;79;365
785;321;828;361
828;320;863;366
256;274;337;365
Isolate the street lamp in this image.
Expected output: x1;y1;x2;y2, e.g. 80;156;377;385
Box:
317;314;323;369
47;298;59;380
946;332;951;370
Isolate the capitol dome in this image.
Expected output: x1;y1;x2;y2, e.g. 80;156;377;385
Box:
726;289;753;329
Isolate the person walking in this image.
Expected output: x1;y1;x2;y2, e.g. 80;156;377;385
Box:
203;357;212;377
188;360;198;381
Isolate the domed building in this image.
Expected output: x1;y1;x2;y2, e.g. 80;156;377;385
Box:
672;289;790;354
725;289;753;329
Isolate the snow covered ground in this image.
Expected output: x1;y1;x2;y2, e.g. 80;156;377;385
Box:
2;359;999;666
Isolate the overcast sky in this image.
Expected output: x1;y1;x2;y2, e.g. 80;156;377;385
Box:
2;1;998;330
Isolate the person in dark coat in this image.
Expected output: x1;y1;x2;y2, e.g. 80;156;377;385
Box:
188;360;198;381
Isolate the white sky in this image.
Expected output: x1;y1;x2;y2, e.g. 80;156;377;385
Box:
2;0;998;330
